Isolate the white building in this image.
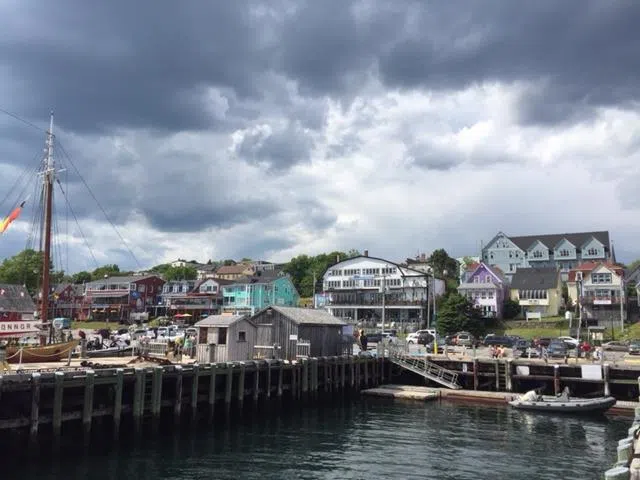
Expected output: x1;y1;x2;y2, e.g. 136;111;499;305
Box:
318;251;445;328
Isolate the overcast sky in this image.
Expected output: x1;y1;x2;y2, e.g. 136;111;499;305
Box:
1;0;639;273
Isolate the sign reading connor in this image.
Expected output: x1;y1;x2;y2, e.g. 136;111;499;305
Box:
0;321;42;335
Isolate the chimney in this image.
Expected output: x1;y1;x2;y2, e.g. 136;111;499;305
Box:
364;250;369;257
336;254;340;263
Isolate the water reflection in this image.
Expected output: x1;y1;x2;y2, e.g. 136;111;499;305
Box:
0;399;629;480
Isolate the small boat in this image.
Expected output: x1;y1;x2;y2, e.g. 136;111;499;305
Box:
6;340;79;363
86;344;133;358
508;388;616;414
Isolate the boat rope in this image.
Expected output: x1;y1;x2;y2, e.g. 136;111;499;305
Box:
57;140;143;270
0;107;47;133
55;179;99;268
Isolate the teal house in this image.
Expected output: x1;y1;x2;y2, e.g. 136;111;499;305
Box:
222;272;299;315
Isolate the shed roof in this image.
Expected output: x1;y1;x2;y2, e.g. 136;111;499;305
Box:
0;284;37;312
510;268;559;290
261;306;346;326
195;314;253;327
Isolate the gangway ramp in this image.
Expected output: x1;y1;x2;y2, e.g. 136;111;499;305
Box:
387;346;462;390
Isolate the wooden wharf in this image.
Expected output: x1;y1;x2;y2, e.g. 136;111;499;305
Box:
0;355;386;437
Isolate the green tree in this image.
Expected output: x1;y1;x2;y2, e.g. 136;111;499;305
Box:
72;271;92;284
283;251;348;297
163;266;197;281
503;298;520;320
91;264;120;280
150;263;171;275
436;292;484;337
346;249;361;258
0;249;43;294
427;249;459;280
222;259;236;266
626;259;640;271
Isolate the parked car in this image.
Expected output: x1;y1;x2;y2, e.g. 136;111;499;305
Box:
536;337;552;348
557;336;579;349
484;335;514;348
417;332;435;346
407;329;436;344
366;331;397;344
424;336;446;354
455;332;476;347
629;340;640;355
602;340;629;352
547;340;568;359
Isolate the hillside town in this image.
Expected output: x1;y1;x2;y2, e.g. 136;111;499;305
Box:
0;229;637;337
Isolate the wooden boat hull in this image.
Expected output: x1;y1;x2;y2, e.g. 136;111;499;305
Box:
5;340;79;363
508;395;617;414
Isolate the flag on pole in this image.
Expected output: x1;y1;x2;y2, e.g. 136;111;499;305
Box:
0;201;26;234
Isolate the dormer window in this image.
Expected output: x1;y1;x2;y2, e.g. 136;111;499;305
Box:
587;248;598;256
533;251;543;258
558;249;570;257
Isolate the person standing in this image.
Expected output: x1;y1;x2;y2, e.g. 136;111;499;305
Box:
360;331;368;352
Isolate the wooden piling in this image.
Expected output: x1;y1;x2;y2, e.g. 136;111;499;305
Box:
291;361;297;398
237;363;246;407
323;357;329;393
253;361;261;404
82;369;95;431
53;371;64;435
553;364;560;395
302;359;309;396
494;360;500;391
364;358;369;387
224;364;233;411
191;364;199;417
208;364;217;418
334;357;340;389
311;358;318;397
604;364;611;397
133;368;144;420
341;357;346;390
114;368;124;427
174;365;183;418
151;366;163;417
350;357;355;388
473;358;479;390
277;361;284;398
505;360;513;392
355;358;361;389
266;361;272;399
30;372;41;436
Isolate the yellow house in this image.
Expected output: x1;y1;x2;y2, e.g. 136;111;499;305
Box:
509;267;562;319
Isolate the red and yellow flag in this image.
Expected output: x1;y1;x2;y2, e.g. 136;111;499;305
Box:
0;201;25;234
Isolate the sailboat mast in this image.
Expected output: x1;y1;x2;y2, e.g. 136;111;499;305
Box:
40;113;55;328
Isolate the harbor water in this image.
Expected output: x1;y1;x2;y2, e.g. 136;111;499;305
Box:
2;398;628;480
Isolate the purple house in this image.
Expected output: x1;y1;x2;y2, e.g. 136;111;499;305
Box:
457;262;508;319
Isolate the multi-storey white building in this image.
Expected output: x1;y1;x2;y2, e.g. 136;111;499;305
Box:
318;251;445;328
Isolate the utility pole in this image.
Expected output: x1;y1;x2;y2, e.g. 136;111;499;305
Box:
426;275;431;329
576;274;583;342
620;281;625;333
380;276;386;335
312;271;317;309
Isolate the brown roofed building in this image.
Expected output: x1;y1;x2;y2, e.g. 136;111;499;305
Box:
214;264;255;280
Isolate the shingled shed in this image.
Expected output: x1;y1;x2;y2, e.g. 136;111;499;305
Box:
251;306;348;360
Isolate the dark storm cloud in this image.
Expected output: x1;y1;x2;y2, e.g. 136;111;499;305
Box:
0;1;264;134
233;122;315;171
55;139;283;233
4;0;638;135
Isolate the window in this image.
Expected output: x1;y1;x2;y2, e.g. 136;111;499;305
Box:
485;275;491;283
238;331;246;342
138;284;146;293
587;248;599;256
342;280;356;288
481;290;487;299
487;290;494;299
532;250;543;258
558;249;570;257
509;252;513;258
591;273;612;284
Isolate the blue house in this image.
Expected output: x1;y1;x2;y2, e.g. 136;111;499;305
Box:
222;272;299;315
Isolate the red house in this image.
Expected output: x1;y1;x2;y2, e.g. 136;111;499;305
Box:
0;283;39;338
84;275;165;323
